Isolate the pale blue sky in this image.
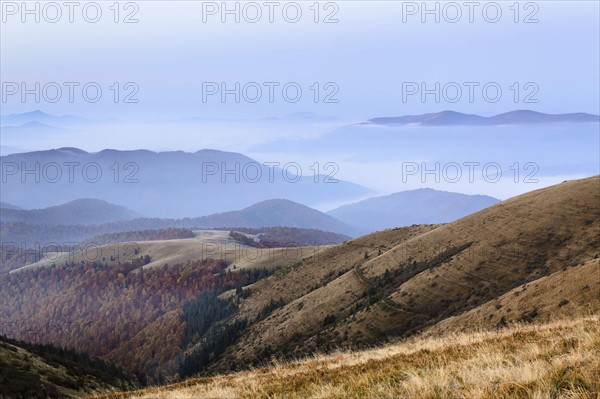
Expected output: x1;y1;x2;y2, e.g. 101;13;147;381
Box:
1;1;599;119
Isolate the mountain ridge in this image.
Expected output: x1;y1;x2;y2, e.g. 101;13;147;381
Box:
0;202;22;210
198;175;599;375
0;175;597;387
0;199;141;226
367;110;600;126
0;198;362;233
1;148;370;217
327;188;499;231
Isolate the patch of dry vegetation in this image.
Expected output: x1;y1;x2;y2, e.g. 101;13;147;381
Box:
426;258;600;335
211;177;599;369
14;229;323;273
91;315;600;399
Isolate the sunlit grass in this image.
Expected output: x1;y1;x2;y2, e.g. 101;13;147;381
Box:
92;315;600;399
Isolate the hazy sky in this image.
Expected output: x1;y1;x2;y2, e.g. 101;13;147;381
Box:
1;1;599;201
1;1;599;119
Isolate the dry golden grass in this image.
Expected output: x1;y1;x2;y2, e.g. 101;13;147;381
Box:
16;229;323;273
426;259;600;335
92;315;600;399
215;176;599;367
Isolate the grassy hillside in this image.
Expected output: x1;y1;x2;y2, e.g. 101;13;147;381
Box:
0;336;136;399
1;227;343;274
197;176;599;373
90;315;600;399
425;258;600;335
2;176;598;388
227;227;350;247
12;230;324;273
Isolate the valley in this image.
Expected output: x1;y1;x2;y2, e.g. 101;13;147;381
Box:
1;175;598;397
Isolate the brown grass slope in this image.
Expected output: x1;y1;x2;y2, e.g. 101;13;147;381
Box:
200;225;438;367
91;316;600;399
208;176;599;371
426;258;600;335
14;230;323;273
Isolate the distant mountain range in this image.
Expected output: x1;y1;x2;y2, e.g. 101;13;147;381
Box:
9;109;598;129
0;189;504;242
0;198;364;247
0;110;93;126
195;199;363;237
0;199;141;225
0;148;369;218
2;120;67;130
328;189;499;232
366;110;600;126
0;202;21;210
3;175;596;386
